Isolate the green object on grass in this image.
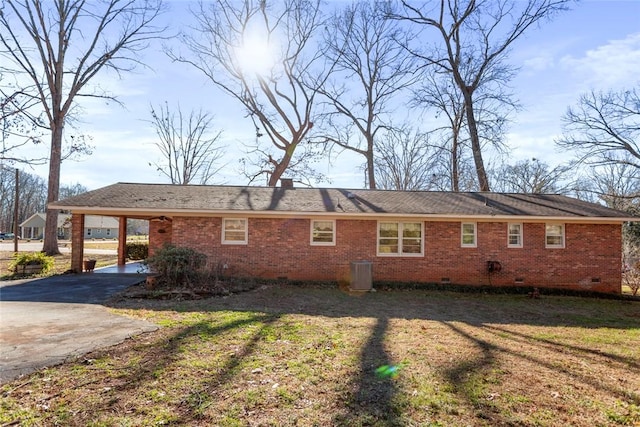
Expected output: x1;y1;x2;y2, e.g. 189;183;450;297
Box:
375;363;403;379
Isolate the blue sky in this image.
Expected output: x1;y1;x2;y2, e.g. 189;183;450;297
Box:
17;0;640;191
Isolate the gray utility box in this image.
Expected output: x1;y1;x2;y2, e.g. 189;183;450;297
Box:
350;261;373;291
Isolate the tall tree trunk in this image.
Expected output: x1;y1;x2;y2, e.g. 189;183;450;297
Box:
451;129;460;192
462;90;490;191
366;135;376;189
43;120;62;255
267;149;294;187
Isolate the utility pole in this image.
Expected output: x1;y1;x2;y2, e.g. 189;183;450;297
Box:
14;168;18;252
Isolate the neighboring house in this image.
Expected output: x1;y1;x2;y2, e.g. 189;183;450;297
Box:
19;212;119;240
49;182;636;294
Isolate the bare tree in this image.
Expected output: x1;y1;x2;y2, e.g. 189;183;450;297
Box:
59;182;88;201
557;87;640;169
172;0;326;187
587;161;640;265
394;0;570;191
0;166;47;233
320;1;419;189
374;126;442;191
491;158;575;194
0;0;165;254
413;72;466;191
414;65;516;191
0;75;45;164
149;102;225;185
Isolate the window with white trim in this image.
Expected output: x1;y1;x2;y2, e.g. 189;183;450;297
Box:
508;223;522;248
545;224;565;248
310;220;335;245
222;218;248;244
377;221;423;256
461;222;477;247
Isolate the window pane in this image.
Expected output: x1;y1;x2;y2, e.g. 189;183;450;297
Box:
403;223;421;238
379;223;398;238
379;223;399;254
379;243;399;254
313;221;332;232
402;238;421;253
313;233;333;243
546;224;562;235
462;223;475;234
225;231;246;241
508;223;521;246
225;219;245;230
401;223;422;254
547;235;563;246
224;219;246;242
312;221;334;243
545;224;564;247
462;223;475;245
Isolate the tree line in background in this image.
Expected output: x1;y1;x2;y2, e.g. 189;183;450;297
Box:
0;0;638;256
0;166;86;235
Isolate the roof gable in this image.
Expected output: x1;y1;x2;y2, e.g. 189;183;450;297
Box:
19;213;46;227
20;213;118;228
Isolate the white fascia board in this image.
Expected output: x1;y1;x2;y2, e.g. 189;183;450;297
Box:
48;205;637;224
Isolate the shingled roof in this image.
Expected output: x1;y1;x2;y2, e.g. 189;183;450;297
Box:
48;182;634;222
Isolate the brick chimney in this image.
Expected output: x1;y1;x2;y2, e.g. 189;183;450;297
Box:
280;178;294;188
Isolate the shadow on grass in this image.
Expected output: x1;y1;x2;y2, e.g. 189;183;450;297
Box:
99;285;640;424
485;324;640;372
171;313;281;424
480;324;640;405
438;320;640;427
62;312;279;425
109;284;640;329
334;317;402;426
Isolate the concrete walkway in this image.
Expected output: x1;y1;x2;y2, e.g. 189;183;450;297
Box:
0;273;157;384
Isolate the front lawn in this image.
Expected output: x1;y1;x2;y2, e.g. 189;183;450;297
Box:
1;285;639;426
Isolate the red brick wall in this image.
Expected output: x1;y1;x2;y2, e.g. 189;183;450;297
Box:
149;219;173;256
162;216;622;293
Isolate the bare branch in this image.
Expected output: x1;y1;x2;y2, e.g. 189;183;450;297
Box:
0;0;166;254
319;1;420;189
148;102;226;185
393;0;571;191
557;87;640;168
171;0;326;186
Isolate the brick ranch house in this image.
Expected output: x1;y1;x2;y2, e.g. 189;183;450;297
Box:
49;182;636;294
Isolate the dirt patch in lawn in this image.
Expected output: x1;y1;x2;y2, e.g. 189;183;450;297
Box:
2;284;639;426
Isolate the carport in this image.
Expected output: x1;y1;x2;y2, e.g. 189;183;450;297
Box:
68;213;129;273
65;213;166;274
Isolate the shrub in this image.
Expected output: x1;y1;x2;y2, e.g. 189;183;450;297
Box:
126;242;149;260
144;245;207;288
8;252;55;275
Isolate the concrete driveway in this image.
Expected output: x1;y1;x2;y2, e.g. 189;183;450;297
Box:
0;273;157;384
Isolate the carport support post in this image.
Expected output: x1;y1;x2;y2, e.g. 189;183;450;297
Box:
71;213;85;273
117;216;127;266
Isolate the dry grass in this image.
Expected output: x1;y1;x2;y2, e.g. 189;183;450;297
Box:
1;284;639;426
